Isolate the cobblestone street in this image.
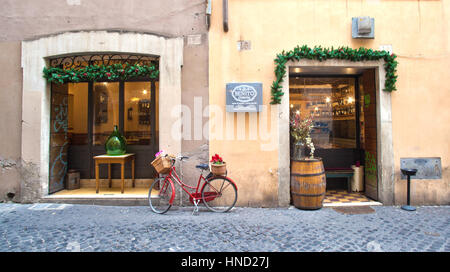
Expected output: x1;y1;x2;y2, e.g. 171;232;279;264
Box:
0;203;448;252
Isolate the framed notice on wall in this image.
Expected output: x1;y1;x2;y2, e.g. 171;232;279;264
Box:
226;82;262;112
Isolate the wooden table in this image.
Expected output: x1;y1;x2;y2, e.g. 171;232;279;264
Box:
93;154;135;194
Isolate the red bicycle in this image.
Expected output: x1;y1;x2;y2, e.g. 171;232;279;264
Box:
148;155;238;214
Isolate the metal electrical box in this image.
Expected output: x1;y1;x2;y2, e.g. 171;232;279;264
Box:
352;17;374;39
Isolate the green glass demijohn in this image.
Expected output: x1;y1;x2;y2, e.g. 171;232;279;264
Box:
105;125;127;155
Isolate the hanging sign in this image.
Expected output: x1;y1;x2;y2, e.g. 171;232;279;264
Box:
226;83;262;112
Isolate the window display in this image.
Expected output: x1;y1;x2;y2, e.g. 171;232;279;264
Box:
290;77;357;149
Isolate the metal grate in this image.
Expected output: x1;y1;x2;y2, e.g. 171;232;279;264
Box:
48;53;159;70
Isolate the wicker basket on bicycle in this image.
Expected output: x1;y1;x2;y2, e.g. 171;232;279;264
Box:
210;154;227;176
211;162;227;176
151;155;172;174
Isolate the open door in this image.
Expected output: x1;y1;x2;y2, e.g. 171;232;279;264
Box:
49;83;69;193
362;70;378;200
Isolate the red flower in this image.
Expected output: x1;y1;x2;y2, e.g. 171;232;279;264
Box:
106;73;111;77
83;73;87;76
210;153;223;163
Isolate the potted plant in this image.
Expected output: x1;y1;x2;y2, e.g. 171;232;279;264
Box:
210;153;226;176
290;112;315;159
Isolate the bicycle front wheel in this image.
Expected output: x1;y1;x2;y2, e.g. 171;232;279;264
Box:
148;178;174;214
201;176;237;212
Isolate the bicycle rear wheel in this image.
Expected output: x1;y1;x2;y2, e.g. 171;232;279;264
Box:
201;176;237;212
148;178;174;214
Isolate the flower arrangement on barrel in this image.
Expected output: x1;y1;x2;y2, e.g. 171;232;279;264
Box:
290;112;315;159
210;153;227;176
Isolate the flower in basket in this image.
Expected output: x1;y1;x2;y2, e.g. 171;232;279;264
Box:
290;112;315;158
210;154;224;164
210;154;226;175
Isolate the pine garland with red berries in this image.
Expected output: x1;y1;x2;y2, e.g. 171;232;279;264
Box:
271;45;398;104
43;63;159;84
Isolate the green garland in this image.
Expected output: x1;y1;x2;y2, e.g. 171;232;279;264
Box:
270;45;398;104
43;63;159;84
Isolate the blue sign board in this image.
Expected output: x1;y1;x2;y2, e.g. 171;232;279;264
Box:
226;83;262;112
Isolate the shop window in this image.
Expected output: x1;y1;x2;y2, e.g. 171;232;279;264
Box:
68;83;88;145
124;82;158;145
93;82;120;146
290;77;357;149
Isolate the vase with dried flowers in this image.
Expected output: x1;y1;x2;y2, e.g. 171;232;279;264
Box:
290;112;315;159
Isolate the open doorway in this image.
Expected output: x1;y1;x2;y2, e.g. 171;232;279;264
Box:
289;68;379;205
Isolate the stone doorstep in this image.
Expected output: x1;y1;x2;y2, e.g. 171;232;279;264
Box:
40;196;149;206
323;201;383;207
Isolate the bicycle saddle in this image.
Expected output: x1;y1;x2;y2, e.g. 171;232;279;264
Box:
196;163;209;170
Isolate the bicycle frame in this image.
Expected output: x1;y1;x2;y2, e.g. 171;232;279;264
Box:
163;165;209;205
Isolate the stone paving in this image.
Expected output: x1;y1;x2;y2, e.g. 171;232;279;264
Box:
0;203;448;252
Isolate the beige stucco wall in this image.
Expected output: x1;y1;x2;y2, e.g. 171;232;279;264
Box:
209;0;450;206
0;0;209;202
0;42;22;202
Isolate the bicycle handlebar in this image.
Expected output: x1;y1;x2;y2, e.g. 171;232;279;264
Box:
164;154;189;161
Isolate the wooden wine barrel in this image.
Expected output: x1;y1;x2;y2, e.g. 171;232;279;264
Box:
291;158;326;210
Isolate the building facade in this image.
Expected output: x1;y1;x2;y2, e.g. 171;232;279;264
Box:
0;0;449;207
208;0;449;206
0;0;209;203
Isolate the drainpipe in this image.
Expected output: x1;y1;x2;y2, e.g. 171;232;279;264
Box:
223;0;229;32
206;0;212;30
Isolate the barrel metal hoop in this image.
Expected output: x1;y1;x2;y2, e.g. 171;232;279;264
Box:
291;158;322;163
291;171;325;177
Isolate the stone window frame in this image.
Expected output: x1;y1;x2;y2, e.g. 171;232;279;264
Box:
21;31;183;200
